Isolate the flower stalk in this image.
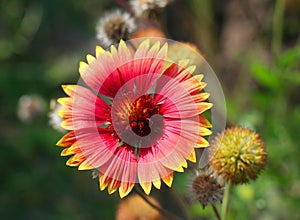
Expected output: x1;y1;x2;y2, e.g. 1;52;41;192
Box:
211;204;221;220
221;183;230;220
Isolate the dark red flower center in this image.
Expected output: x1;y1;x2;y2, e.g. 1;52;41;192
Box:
129;95;159;137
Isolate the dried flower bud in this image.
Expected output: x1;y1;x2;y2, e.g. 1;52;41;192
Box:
130;0;171;17
116;194;162;220
17;94;46;122
189;168;224;208
209;126;267;185
96;10;136;48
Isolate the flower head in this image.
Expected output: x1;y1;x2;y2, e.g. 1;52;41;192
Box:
57;39;212;198
209;126;267;185
17;94;45;122
96;10;136;48
189;167;224;208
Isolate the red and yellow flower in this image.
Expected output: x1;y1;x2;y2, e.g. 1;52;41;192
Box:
57;39;212;198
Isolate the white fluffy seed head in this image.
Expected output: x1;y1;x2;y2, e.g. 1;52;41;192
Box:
96;10;136;48
17;94;46;122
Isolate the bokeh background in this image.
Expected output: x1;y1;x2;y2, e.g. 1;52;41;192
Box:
1;0;300;219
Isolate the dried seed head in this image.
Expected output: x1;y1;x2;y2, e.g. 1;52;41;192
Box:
209;126;267;185
96;10;136;48
17;94;46;122
189;167;224;208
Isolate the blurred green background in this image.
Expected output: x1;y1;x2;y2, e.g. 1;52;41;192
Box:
1;0;300;219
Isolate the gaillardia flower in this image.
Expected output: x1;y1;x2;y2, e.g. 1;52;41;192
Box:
209;126;267;185
57;39;212;198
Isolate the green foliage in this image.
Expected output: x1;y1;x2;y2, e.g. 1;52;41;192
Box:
229;39;300;220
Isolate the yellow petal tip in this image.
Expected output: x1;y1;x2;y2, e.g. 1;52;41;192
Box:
86;54;95;64
118;183;134;198
162;174;173;187
152;179;161;189
140;182;152;195
187;150;196;163
95;45;105;58
79;61;89;74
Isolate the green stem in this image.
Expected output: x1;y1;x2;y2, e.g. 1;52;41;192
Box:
133;186;183;220
221;183;231;220
272;0;285;58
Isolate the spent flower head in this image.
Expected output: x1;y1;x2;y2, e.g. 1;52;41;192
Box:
209;126;267;185
17;94;46;122
96;10;136;48
189;167;224;208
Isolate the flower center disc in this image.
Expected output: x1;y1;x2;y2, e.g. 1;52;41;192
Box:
129;95;159;137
